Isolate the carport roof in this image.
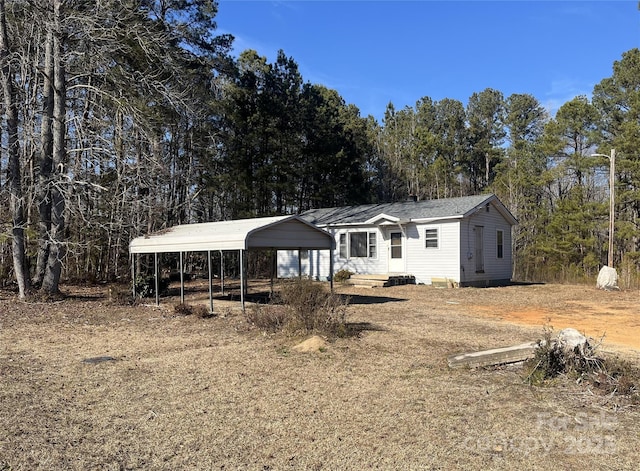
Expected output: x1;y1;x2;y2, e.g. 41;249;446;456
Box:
129;215;334;254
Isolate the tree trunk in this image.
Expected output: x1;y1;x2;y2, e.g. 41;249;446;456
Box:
0;0;30;298
485;151;491;187
41;0;66;295
34;28;54;287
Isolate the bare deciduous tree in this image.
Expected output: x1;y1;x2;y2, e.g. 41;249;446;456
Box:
0;0;29;298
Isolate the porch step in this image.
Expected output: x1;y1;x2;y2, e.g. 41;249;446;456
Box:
347;273;416;288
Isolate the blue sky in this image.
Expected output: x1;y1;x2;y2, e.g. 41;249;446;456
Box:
216;1;640;122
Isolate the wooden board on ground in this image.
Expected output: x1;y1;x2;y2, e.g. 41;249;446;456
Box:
447;341;539;369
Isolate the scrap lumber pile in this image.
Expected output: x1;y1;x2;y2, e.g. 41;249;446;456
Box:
447;328;593;370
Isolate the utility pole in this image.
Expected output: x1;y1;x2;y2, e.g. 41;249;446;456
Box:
591;149;616;268
608;149;615;268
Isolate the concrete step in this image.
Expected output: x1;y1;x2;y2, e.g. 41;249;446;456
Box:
347;273;416;288
350;274;391;281
349;280;387;288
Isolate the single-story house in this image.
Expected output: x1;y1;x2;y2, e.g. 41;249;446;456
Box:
277;194;517;287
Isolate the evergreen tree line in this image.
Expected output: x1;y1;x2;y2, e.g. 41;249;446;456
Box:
2;1;640;298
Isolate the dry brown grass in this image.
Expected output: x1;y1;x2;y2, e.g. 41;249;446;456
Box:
1;282;639;470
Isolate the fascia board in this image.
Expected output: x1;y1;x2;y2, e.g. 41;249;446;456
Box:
410;215;463;224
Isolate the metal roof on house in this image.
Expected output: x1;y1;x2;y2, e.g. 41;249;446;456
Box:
129;215;334;254
300;194;517;227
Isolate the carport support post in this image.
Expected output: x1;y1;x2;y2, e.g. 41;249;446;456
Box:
270;250;276;297
179;251;185;304
131;254;136;298
208;250;213;313
329;247;334;293
239;249;245;311
154;252;159;306
220;250;225;296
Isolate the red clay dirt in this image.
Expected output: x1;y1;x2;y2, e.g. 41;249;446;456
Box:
456;285;640;353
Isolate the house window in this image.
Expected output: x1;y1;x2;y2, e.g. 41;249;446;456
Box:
497;229;504;259
368;232;377;258
390;232;402;258
350;233;367;257
347;231;377;258
339;233;347;259
425;228;439;249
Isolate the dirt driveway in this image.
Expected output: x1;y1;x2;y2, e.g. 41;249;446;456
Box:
349;282;640;354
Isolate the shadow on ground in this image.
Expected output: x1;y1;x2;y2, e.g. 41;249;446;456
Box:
344;321;387;336
505;280;545;287
341;294;408;305
205;291;409;307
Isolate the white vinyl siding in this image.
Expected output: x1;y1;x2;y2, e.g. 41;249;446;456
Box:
405;223;460;284
277;248;331;280
333;227;385;274
459;204;513;286
277;227;385;279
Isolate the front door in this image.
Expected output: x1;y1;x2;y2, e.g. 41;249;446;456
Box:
388;231;404;273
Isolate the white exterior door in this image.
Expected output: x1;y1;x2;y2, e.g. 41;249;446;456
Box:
388;230;404;273
475;226;484;272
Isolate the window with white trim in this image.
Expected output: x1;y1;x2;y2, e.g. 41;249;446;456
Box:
350;233;367;257
340;231;378;258
496;229;504;259
425;228;439;249
339;233;348;259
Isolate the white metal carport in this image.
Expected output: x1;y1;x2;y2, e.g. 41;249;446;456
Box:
129;215;335;311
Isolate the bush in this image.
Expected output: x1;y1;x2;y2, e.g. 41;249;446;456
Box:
245;304;288;332
246;278;349;337
524;327;639;403
278;278;348;335
524;327;602;386
333;269;354;283
133;275;169;298
592;356;640;400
